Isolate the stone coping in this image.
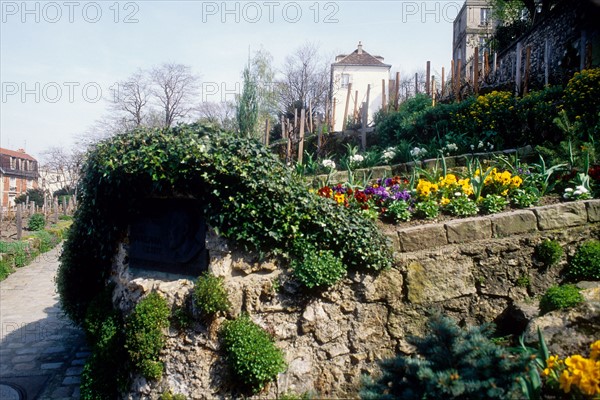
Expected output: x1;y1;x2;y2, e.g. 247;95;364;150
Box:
395;199;600;253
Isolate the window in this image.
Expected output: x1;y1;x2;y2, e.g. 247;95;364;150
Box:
340;73;350;88
480;8;490;25
9;177;17;191
27;179;33;189
10;157;16;169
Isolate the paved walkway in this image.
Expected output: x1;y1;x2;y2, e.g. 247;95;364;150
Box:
0;246;88;399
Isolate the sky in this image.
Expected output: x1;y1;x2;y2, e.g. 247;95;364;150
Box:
0;0;462;161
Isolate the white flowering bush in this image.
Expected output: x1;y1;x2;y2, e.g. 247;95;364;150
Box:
563;185;591;200
322;159;336;170
382;147;396;162
410;147;427;159
350;154;364;164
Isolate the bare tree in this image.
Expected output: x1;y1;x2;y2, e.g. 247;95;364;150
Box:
278;42;329;115
39;146;84;197
150;63;199;128
196;101;236;130
109;69;150;129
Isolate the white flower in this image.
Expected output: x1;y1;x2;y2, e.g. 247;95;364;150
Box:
350;154;364;163
382;149;396;161
573;190;582;196
322;159;336;169
470;144;475;150
487;142;494;150
575;185;588;193
478;141;484;149
446;143;458;152
454;192;462;197
564;188;573;193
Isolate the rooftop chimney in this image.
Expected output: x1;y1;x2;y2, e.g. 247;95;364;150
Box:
357;41;363;54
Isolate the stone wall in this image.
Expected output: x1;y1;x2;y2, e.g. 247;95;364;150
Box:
485;0;600;92
112;200;600;399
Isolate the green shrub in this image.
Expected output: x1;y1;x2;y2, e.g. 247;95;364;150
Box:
160;392;187;400
291;242;346;289
360;313;531;399
539;284;584;315
59;215;73;221
81;290;127;399
535;239;563;266
414;199;439;219
58;124;392;325
33;230;60;253
567;240;600;281
194;272;231;317
220;314;286;393
28;213;45;231
480;194;509;215
125;292;170;380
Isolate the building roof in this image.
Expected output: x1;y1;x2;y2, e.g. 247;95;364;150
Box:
0;147;37;161
332;42;391;68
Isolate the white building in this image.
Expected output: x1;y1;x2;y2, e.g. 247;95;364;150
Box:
330;42;391;132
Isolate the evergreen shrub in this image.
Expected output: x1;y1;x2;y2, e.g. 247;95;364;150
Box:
194;272;231;317
124;292;170;380
567;240;600;281
360;313;531;400
220;314;286;393
539;284;584;315
535;239;563;267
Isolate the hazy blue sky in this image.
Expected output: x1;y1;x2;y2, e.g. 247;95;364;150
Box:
1;0;462;160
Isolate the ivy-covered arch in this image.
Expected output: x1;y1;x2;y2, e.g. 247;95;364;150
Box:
57;123;392;324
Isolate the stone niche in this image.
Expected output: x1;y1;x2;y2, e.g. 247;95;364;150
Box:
128;199;209;277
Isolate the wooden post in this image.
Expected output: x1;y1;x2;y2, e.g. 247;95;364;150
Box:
16;203;22;240
264;119;270;147
484;51;490;78
381;79;386;112
580;31;587;71
415;73;419;94
62;197;68;216
441;66;446;97
515;41;523;96
365;84;371;123
585;41;592;70
474;47;480;95
331;98;337;132
544;40;550;86
425;61;431;95
352;90;358;123
294;108;298;132
394;71;400;111
29;201;35;216
493;52;498;74
298;109;305;164
455;59;462;102
342;82;352;131
361;103;368;151
432;76;436;106
524;45;532;95
308;100;314;133
53;198;59;224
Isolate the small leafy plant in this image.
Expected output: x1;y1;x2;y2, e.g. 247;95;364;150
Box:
383;200;412;222
567;240;600;281
414;199;439;219
445;194;479;217
539;284;584;315
194;272;231;317
480;194;509;214
511;188;540;208
291;243;346;289
220;314;286;394
28;213;45;231
125;292;170;380
535;239;563;267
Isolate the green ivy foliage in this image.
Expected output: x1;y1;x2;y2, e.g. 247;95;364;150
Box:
124;292;170;380
567;240;600;281
220;314;286;393
194;272;231;317
57;123;391;324
360;313;531;400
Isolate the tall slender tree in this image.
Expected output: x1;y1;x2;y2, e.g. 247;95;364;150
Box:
236;66;259;137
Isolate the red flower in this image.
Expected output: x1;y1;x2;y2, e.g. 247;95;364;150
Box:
589;165;600;182
318;186;332;198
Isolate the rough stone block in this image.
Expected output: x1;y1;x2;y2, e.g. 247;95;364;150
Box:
398;224;447;252
445;217;492;244
585;199;600;222
405;258;476;304
534;202;587;230
491;210;538;237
